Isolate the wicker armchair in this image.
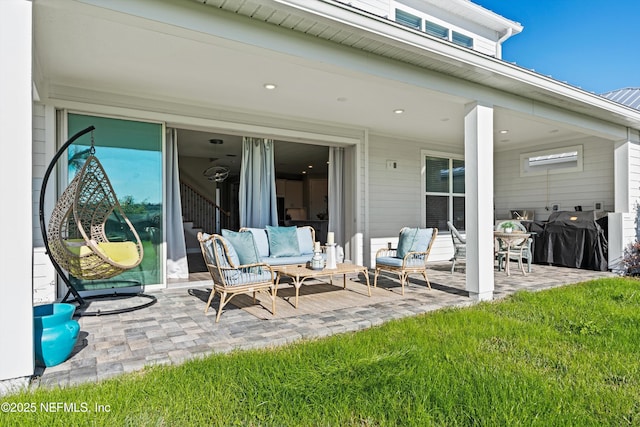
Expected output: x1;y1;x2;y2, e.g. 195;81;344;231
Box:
447;221;466;274
198;232;277;322
373;227;438;295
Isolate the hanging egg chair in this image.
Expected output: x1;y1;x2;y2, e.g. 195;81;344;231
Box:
47;154;143;280
39;126;156;316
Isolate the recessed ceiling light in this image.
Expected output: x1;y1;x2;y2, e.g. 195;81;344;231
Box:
263;83;277;90
393;109;405;114
302;170;307;174
308;165;313;169
499;130;509;134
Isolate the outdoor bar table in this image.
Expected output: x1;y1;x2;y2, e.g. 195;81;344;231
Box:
494;231;531;276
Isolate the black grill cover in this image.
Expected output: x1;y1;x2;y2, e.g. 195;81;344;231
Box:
534;211;608;271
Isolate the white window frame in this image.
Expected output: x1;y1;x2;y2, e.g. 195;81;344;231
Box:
392;3;473;48
520;145;583;177
421;150;465;230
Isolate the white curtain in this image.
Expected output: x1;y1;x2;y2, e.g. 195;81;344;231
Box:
165;128;189;279
239;137;278;228
328;146;345;245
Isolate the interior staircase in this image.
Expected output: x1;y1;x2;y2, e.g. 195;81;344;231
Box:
180;181;231;254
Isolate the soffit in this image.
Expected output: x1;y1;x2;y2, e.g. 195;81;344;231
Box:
196;0;640;130
32;0;634;161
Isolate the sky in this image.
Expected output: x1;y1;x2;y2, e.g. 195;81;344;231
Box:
473;0;640;95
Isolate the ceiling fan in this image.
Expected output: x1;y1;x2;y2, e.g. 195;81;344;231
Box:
202;139;229;182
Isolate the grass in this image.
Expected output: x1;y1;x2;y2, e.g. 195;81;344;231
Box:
3;277;640;426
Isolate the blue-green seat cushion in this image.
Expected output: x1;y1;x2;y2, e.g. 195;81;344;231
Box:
376;256;425;268
222;229;261;266
397;228;433;258
243;228;270;258
224;269;273;287
266;225;300;257
296;227;315;254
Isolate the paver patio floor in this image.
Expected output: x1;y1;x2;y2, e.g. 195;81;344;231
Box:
31;262;614;389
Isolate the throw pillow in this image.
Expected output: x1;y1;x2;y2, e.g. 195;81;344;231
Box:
396;228;433;258
200;233;239;267
296;227;315;254
243;228;270;258
221;229;261;265
266;225;300;257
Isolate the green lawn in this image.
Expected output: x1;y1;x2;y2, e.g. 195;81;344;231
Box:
3;277;640;426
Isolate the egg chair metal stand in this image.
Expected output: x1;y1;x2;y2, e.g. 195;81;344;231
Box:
38;125;156;316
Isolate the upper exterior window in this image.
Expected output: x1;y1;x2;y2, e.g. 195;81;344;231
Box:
424;155;465;231
452;31;473;48
425;21;449;39
394;7;474;51
395;9;421;30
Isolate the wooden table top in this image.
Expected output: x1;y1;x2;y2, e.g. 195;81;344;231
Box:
277;263;367;278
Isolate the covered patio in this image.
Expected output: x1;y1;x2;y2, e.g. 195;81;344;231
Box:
3;0;640;387
32;263;613;389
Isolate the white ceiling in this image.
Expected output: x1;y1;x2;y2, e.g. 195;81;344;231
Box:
33;0;600;173
177;129;329;177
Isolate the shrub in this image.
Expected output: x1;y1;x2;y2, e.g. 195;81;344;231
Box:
622;240;640;276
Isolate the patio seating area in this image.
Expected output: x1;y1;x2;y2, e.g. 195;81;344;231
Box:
31;262;614;390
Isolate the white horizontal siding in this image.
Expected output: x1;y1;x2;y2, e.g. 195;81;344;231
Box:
494;137;615;221
32;104;47;248
368;134;459;234
366;133;460;266
348;0;389;17
473;37;497;56
33;248;56;304
32;104;56;303
368;136;424;235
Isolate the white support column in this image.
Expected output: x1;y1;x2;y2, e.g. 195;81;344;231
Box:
464;102;495;301
614;140;631;214
0;1;34;381
613;132;640;261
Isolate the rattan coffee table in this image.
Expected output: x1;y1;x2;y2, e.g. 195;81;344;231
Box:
275;263;371;308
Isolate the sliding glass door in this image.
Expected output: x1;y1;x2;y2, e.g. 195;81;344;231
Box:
67;113;163;288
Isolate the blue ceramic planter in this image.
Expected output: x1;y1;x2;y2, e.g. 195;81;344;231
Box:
33;303;80;367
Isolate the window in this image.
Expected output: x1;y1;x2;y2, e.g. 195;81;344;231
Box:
393;6;476;52
424;155;465;231
520;145;583;176
425;21;448;39
395;9;422;30
452;31;473;48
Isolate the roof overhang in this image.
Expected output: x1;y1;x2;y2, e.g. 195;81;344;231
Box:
195;0;640;130
33;0;640;153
